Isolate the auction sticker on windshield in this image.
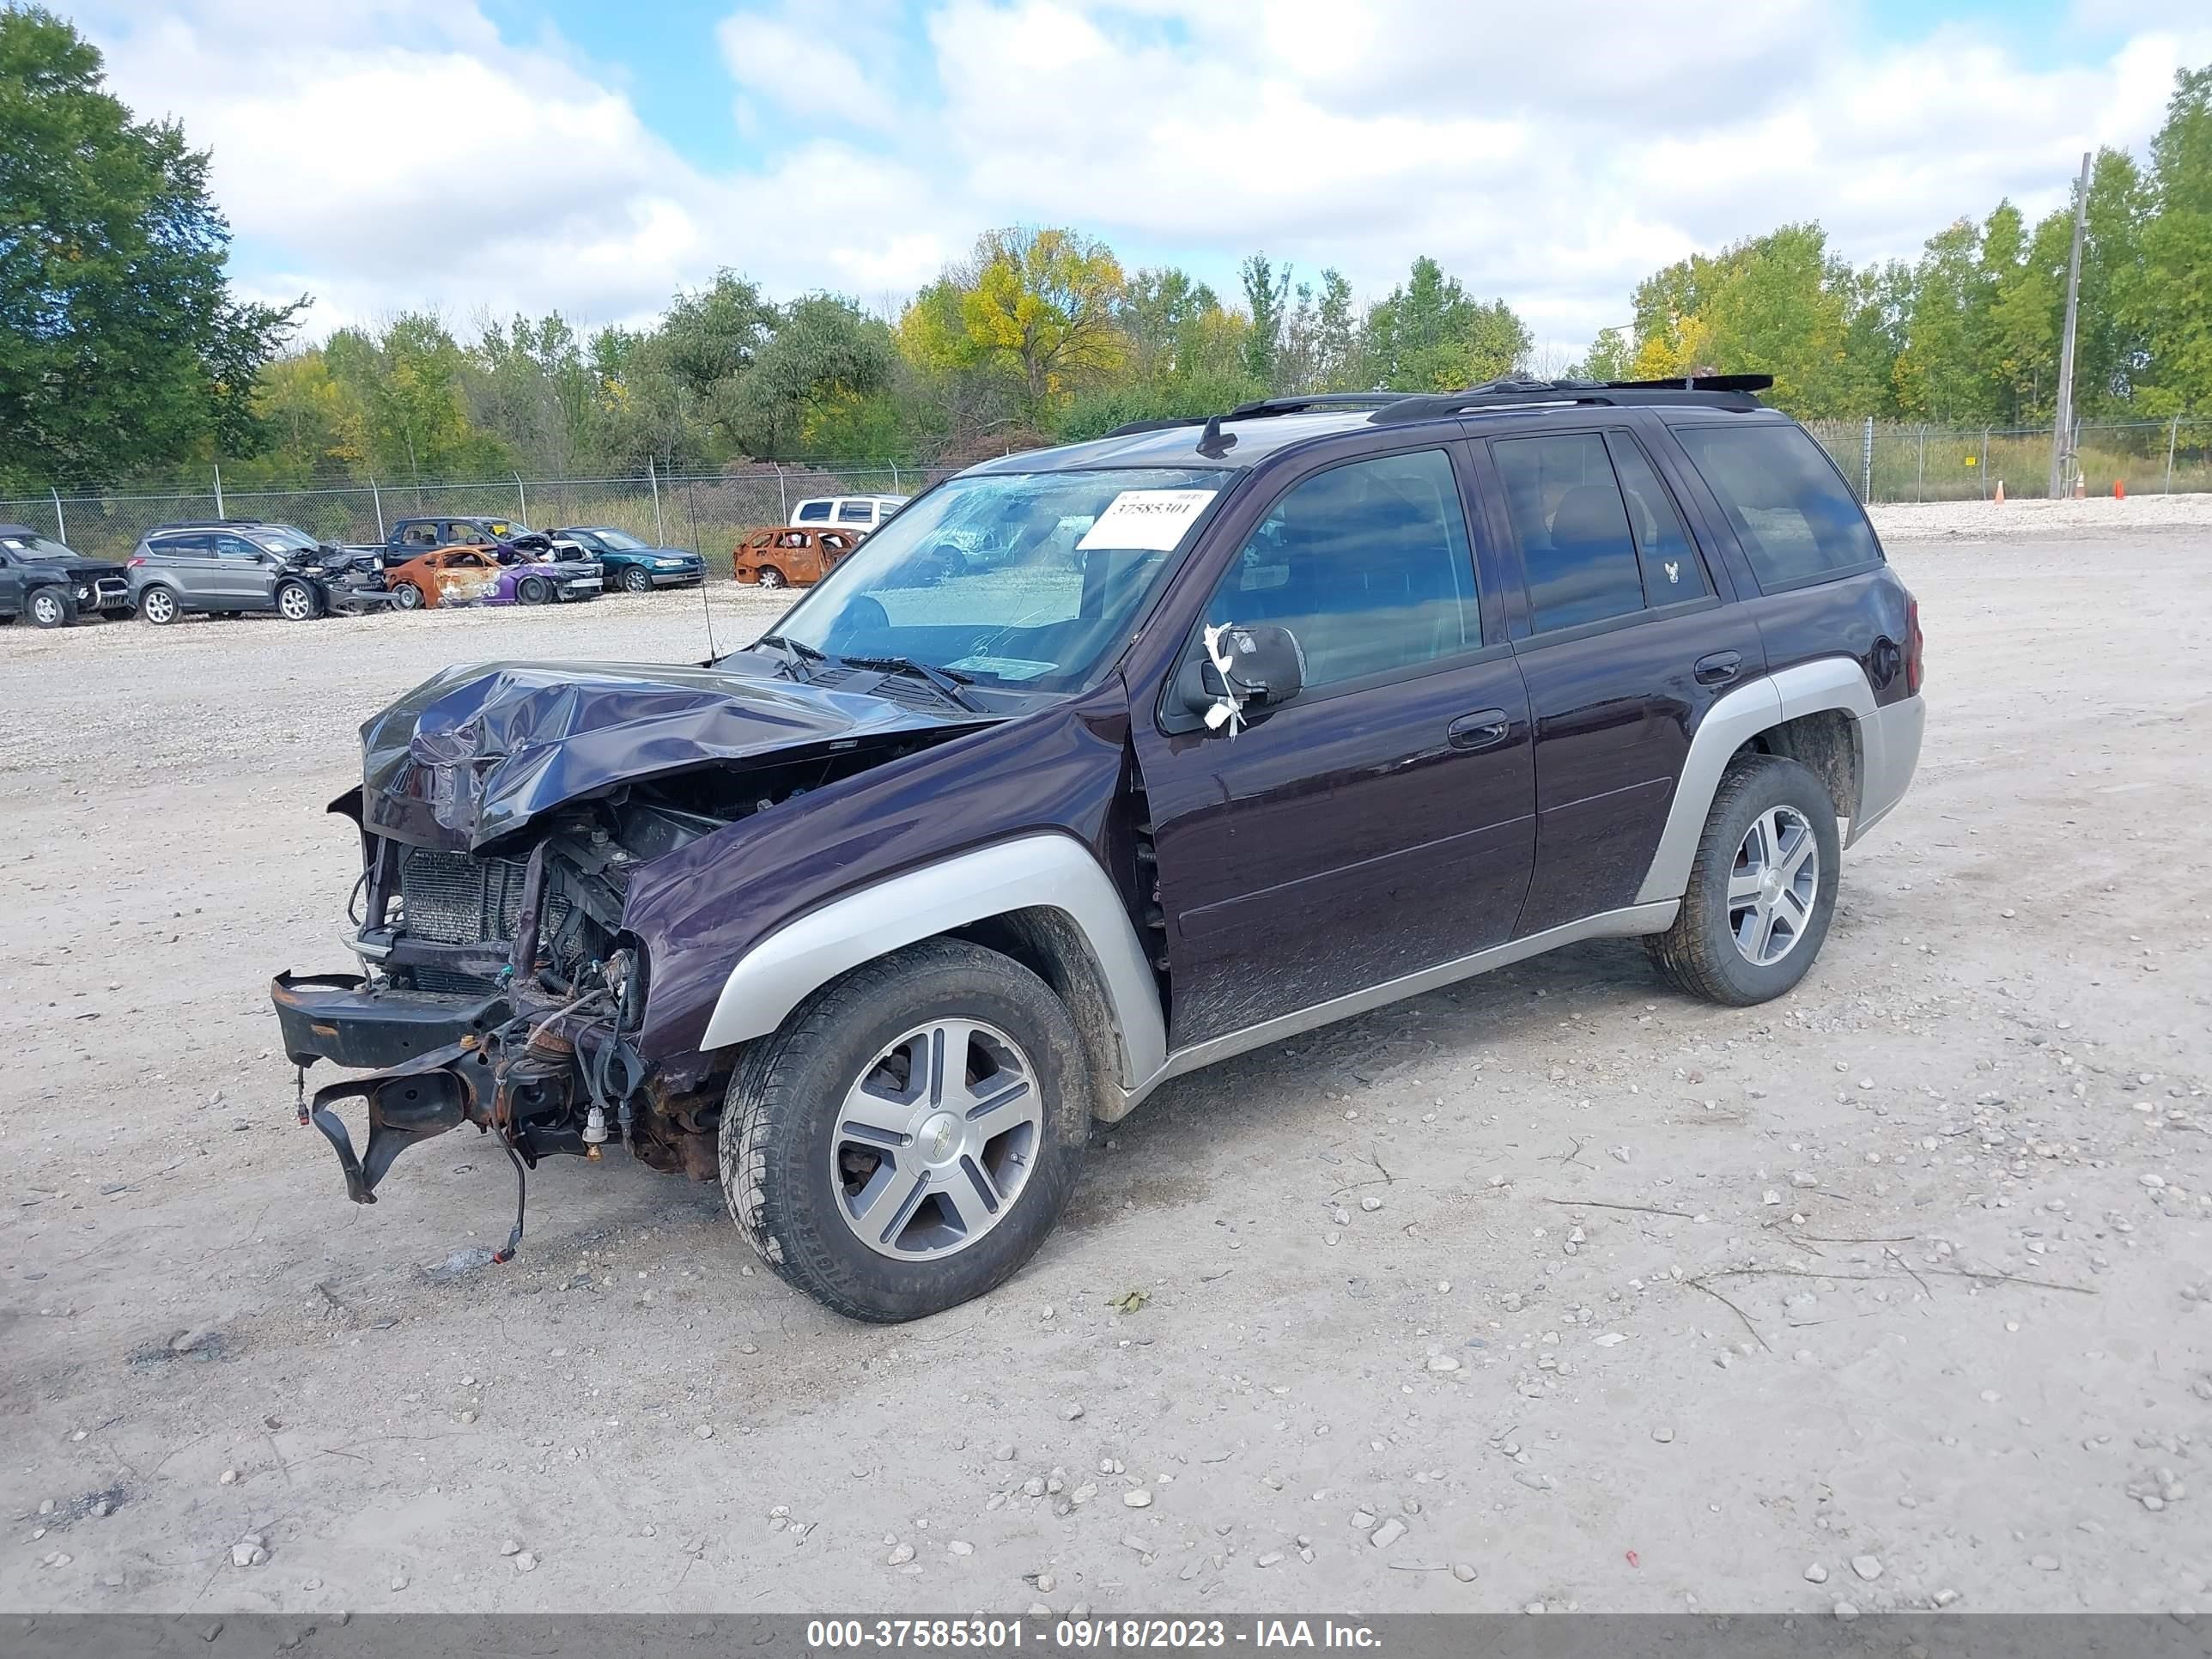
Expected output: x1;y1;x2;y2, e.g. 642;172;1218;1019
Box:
1076;489;1217;551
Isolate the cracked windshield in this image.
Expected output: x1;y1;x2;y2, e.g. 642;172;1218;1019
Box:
770;467;1227;693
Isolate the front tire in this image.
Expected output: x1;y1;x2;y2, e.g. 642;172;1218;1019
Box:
1646;753;1840;1006
390;581;423;611
756;566;786;590
720;939;1091;1322
28;586;71;628
517;574;551;605
622;567;651;593
276;579;319;622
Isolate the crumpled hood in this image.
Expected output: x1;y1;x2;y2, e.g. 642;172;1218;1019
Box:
360;659;963;851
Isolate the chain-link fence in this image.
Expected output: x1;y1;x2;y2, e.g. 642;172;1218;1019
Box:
9;421;2212;558
1805;417;2212;504
0;464;958;564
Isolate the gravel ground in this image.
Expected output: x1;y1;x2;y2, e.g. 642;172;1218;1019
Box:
2;528;2209;1619
1869;490;2212;543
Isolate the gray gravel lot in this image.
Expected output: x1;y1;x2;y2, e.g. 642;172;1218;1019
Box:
2;532;2208;1618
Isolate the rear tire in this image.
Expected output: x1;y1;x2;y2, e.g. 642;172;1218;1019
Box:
138;586;180;626
720;939;1091;1322
27;586;71;628
1646;753;1840;1006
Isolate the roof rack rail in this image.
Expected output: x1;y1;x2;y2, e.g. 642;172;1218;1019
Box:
1224;392;1408;417
1101;392;1407;440
1368;374;1773;425
1100;416;1206;437
1102;374;1775;443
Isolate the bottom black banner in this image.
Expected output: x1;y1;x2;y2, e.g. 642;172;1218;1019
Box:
3;1613;2206;1659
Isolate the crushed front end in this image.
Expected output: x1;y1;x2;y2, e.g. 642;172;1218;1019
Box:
270;659;977;1260
274;796;701;1260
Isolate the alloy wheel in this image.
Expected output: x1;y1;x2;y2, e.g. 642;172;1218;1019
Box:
829;1019;1043;1261
1728;805;1819;966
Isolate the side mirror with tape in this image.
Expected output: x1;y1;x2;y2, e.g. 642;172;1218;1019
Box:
1178;623;1306;724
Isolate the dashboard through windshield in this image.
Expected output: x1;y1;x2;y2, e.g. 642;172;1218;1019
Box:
756;467;1231;696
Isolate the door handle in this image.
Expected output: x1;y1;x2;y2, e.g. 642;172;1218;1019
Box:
1447;708;1513;751
1694;651;1742;686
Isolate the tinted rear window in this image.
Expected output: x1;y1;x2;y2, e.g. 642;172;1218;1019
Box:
1673;424;1880;588
1492;433;1646;634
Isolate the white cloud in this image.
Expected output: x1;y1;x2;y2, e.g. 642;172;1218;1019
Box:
68;0;2212;352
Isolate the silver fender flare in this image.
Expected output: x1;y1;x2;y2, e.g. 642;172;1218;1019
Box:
698;833;1168;1087
1634;658;1877;906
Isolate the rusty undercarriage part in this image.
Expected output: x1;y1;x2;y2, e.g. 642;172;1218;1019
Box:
627;1077;724;1182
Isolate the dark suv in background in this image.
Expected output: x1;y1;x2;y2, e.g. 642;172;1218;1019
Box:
271;374;1923;1322
0;525;132;625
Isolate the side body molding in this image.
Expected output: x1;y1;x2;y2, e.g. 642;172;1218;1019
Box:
1634;658;1878;907
699;833;1169;1087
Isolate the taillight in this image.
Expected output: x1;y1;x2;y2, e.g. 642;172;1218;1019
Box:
1905;598;1924;696
128;556;145;568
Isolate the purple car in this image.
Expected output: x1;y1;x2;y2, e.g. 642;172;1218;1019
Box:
384;538;604;609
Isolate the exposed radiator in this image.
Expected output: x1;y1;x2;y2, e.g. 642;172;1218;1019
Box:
399;847;532;945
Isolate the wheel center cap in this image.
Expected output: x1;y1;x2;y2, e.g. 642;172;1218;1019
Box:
918;1111;960;1164
1760;869;1784;903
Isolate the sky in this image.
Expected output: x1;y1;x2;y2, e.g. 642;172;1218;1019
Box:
65;0;2212;357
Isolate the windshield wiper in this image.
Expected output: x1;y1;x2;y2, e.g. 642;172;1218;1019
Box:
754;633;826;682
842;655;980;712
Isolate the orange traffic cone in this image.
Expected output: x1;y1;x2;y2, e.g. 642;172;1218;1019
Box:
1993;479;2005;504
2114;479;2126;499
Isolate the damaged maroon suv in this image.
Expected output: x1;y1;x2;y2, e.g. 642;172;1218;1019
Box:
272;375;1925;1322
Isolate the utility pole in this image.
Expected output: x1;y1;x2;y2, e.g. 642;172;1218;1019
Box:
2050;150;2091;499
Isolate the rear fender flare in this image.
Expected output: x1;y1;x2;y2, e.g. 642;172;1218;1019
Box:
1635;658;1876;905
698;834;1167;1089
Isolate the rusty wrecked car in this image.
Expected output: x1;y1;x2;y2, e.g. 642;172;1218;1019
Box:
274;379;1923;1322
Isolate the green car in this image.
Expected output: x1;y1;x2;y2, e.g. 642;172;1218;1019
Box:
548;527;705;593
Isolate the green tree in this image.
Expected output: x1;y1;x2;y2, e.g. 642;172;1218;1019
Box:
1359;257;1529;390
1278;269;1359;392
0;5;301;487
656;270;776;402
466;311;600;474
1895;218;1986;421
229;349;360;483
1239;252;1292;389
324;314;509;481
1121;266;1225;382
1624;225;1863;416
2073;149;2152;413
1578;326;1632;381
723;293;896;460
906;228;1128;422
2136;68;2212;414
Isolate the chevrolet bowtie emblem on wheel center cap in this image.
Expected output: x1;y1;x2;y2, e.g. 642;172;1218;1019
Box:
919;1111;960;1163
